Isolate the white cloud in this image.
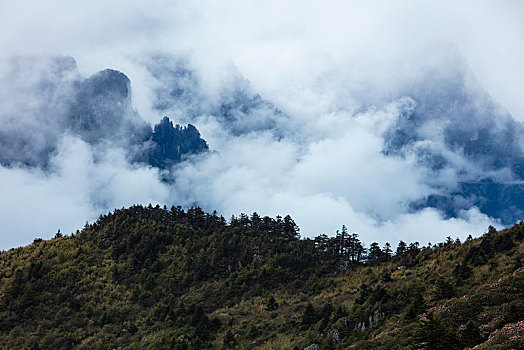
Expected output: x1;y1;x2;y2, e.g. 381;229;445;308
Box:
0;136;170;249
0;0;519;249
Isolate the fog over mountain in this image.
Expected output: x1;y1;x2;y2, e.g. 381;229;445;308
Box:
1;1;523;249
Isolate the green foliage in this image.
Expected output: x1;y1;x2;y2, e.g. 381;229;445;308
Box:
0;206;523;349
415;313;459;350
432;276;455;300
265;296;279;311
302;303;317;326
452;262;472;282
223;329;236;349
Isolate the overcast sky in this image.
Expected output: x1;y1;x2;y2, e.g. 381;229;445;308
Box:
0;1;523;250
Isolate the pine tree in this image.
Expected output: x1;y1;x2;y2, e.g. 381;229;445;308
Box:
367;242;383;265
265;296;279;311
382;242;392;262
223;329;236;349
433;276;454;300
302;303;317;325
396;240;407;255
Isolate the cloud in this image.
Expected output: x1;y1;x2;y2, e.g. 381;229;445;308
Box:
1;0;522;249
0;136;170;250
2;1;523;117
166;95;500;247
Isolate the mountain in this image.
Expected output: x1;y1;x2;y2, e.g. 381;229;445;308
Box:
0;56;78;167
1;205;523;349
144;53;287;136
2;54;524;226
68;68;149;145
0;57;208;171
380;54;524;225
143;52;524;225
145;117;209;169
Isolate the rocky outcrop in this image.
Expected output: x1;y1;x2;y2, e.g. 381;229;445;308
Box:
330;330;340;343
304;344;320;350
355;310;384;332
0;56;209;171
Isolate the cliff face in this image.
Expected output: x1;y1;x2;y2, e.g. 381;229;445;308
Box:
147;117;208;169
0;57;208;171
68;68;145;144
380;56;524;225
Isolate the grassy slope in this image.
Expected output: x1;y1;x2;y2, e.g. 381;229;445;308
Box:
0;205;523;349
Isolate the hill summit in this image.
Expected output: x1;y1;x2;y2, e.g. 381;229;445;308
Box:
1;205;523;349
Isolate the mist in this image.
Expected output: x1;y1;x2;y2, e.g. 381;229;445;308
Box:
1;1;523;250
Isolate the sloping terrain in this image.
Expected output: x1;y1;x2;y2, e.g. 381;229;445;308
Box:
1;206;523;349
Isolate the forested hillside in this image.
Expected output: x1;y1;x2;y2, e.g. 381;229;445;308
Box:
1;205;523;349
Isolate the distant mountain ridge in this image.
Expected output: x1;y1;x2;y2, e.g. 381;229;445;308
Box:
1;54;523;225
146;117;209;169
144;54;287;136
0;57;208;171
379;56;524;225
144;53;524;225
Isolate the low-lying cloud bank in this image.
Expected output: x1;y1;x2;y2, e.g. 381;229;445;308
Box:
0;53;504;250
1;1;523;249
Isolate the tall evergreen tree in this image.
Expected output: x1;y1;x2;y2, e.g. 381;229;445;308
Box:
367;242;383;265
396;240;407;255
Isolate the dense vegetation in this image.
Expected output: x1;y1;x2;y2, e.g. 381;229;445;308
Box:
1;205;523;349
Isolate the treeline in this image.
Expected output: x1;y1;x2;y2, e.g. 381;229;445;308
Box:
80;204;474;269
1;204;523;349
79;204;506;271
